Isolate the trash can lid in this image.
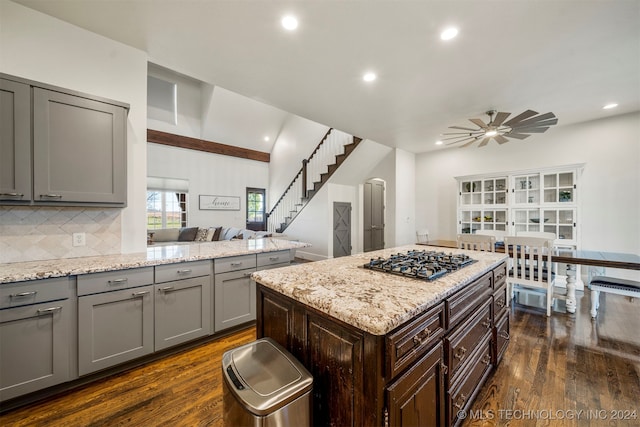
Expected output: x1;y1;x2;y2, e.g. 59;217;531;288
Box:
223;337;313;415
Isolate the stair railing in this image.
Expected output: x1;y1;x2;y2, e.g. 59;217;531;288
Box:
266;128;354;233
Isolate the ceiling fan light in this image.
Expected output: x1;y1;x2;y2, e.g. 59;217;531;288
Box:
485;129;498;137
440;27;458;41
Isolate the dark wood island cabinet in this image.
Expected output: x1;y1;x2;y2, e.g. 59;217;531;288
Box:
254;246;508;427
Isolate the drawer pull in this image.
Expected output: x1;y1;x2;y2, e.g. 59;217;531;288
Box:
243;272;254;277
158;286;174;293
269;256;280;261
10;291;38;298
453;393;467;410
37;306;62;315
0;192;24;197
108;278;128;284
453;346;467;361
176;269;192;274
132;290;150;297
482;354;491;365
412;327;432;345
230;262;242;267
39;194;63;199
440;361;448;375
497;300;506;308
499;331;511;340
482;318;492;329
496;271;506;281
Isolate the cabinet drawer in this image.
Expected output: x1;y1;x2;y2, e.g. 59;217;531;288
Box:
445;270;492;329
447;336;493;427
0;277;70;309
494;312;510;364
214;254;257;274
155;260;211;283
257;250;290;268
494;262;507;287
386;302;445;379
445;298;492;383
493;282;508;320
77;267;154;296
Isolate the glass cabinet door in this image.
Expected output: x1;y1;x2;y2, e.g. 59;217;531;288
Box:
542;208;576;242
543;171;575;203
512;209;543;233
482;177;508;205
460;180;482;205
513;174;540;205
461;209;508;233
460;209;482;234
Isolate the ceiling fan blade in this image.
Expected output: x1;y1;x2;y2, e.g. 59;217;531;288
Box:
441;135;477;141
449;125;480;131
478;137;491;147
446;138;472;146
489;112;510;127
511;112;556;128
494;134;509;144
460;138;480;148
442;131;480;135
512;127;550;133
504;133;531;140
469;118;489;129
503;109;538;127
512;118;558;129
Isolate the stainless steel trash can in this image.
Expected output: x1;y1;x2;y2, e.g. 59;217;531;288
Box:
222;337;313;427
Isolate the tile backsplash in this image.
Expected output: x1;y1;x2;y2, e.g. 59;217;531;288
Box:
0;207;121;263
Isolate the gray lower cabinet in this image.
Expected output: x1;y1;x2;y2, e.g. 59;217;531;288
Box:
154;261;212;351
0;277;72;402
0;78;31;203
77;268;155;376
0;73;129;207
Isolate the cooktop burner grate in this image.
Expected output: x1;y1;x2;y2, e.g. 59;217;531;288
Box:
363;250;476;281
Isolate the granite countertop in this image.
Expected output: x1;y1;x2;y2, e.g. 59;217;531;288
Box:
0;238;310;284
252;245;507;336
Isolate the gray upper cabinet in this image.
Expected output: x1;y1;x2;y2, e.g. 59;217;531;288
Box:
0;78;31;203
0;73;129;207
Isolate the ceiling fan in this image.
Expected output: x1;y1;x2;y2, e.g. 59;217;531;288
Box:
443;109;558;147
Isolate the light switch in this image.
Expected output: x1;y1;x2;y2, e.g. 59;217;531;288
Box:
73;232;86;247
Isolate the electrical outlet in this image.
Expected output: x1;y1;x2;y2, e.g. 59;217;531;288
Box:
72;232;86;247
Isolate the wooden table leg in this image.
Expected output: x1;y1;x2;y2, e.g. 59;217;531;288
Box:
566;264;577;313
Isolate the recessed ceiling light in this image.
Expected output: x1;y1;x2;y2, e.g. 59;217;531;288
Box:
440;27;459;41
281;15;298;31
264;136;270;142
435;140;443;145
603;103;618;110
363;72;377;82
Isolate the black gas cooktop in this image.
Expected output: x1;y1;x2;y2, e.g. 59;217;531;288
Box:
363;250;476;281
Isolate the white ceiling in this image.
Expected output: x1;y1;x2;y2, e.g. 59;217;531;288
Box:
15;0;640;154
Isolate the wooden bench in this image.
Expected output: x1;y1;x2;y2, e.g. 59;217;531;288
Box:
590;276;640;318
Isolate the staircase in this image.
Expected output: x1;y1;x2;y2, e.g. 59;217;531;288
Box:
267;129;362;233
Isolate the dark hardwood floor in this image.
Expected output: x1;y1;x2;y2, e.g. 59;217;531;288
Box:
1;290;638;426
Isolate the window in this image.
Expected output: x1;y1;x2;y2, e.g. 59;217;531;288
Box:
147;190;188;229
246;188;266;231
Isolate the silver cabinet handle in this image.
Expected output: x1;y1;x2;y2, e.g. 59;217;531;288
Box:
269;257;280;261
10;291;38;298
176;269;192;274
0;192;24;197
132;290;150;297
158;286;174;293
37;306;62;315
39;194;62;199
243;272;254;277
230;262;242;267
108;278;128;284
499;331;511;340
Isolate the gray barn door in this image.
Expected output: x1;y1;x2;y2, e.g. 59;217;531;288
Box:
364;179;385;252
333;202;351;258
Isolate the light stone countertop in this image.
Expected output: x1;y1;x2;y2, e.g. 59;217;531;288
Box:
0;238;310;284
252;245;507;336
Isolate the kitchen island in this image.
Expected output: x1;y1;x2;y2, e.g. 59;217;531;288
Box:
253;245;508;427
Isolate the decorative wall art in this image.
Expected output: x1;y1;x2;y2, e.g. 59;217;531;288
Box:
199;195;240;210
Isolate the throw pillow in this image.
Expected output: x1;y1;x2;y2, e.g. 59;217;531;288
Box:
211;226;223;241
195;227;209;242
178;227;199;241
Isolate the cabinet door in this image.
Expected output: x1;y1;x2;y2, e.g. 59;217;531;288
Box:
387;342;445;427
0;78;31;203
155;276;212;351
214;269;256;332
0;299;70;401
78;285;153;375
32;88;127;205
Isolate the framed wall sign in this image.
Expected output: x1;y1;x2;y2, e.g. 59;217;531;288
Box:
199;195;241;211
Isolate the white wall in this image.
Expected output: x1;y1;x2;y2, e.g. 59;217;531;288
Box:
394;149;416;246
0;1;148;256
415;112;640;255
147;144;269;229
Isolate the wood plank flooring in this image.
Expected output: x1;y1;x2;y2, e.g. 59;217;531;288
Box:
1;291;638;426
